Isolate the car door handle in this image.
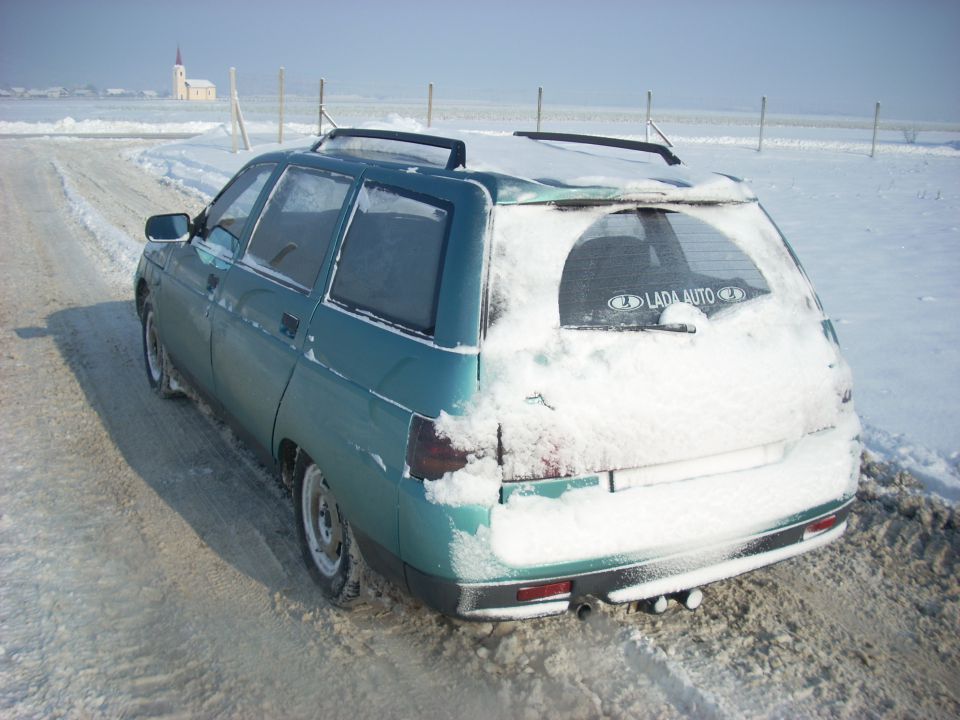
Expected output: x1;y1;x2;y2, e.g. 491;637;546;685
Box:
206;273;219;293
280;312;299;339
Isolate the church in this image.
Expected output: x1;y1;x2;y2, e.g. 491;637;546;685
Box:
172;47;216;101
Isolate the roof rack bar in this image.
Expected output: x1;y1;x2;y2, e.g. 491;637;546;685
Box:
513;131;682;166
312;128;466;170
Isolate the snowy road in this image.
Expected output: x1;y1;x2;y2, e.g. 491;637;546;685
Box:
1;139;957;718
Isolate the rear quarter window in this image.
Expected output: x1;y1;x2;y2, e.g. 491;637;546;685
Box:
559;209;770;327
329;182;451;336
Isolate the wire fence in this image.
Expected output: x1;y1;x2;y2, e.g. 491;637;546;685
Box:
228;67;958;129
214;67;960;160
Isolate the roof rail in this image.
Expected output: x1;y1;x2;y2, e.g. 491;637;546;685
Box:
513;131;682;166
312;128;467;170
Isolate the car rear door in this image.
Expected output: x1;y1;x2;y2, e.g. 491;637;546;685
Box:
209;161;356;455
280;169;488;563
158;163;276;395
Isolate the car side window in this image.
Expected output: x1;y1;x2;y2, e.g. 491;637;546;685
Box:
199;163;276;256
329;182;451;336
243;166;353;290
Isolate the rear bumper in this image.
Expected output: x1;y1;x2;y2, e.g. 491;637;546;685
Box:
404;499;852;621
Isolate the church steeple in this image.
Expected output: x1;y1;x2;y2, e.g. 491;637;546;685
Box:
173;46;186;99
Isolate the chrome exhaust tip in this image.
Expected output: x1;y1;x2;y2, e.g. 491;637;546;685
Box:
675;588;703;611
644;595;669;615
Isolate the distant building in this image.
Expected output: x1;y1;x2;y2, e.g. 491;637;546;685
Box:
173;46;216;101
140;90;158;98
105;88;129;97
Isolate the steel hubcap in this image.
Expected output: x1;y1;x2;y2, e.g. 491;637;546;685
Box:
145;310;162;382
302;465;343;577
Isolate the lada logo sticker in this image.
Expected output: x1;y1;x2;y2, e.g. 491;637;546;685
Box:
608;294;644;311
717;286;746;303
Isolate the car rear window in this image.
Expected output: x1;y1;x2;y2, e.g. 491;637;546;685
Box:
329;182;451;336
558;209;770;328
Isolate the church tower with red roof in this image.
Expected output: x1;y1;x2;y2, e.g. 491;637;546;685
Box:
173;46;186;100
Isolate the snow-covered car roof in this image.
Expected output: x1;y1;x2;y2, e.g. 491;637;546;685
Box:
309;128;757;206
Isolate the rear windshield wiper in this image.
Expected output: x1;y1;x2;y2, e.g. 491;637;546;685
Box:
565;323;696;334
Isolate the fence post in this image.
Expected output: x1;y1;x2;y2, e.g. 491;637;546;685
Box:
230;67;238;153
278;67;285;144
645;90;652;143
536;86;543;132
428;82;434;128
230;68;251;152
870;101;881;157
318;78;325;136
236;100;251;151
758;95;767;152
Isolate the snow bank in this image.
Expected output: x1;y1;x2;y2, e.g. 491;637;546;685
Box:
52;160;142;285
670;134;960;158
0;116;220;135
863;426;960;502
133;125;314;200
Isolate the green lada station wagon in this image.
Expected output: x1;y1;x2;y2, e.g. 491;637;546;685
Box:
136;128;861;620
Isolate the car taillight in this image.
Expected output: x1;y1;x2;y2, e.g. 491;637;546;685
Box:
517;581;572;602
406;415;471;480
803;514;837;540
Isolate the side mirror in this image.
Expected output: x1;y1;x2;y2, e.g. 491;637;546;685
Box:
145;213;192;243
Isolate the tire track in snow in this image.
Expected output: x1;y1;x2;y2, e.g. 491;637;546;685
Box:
50;158;143;286
623;631;728;719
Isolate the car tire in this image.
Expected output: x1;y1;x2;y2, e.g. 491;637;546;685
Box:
141;298;179;399
294;456;364;607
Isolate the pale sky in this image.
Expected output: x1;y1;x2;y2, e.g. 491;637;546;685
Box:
1;0;957;120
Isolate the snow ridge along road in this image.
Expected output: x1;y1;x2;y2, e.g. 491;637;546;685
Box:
1;138;958;719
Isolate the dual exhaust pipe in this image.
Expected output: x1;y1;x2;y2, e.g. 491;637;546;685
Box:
643;588;703;614
574;587;703;621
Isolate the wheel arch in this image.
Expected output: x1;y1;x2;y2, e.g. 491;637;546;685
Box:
277;438;350;502
277;437;300;491
282;435;409;594
135;278;150;319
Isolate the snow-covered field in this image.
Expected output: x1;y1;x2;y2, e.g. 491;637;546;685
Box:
1;99;958;718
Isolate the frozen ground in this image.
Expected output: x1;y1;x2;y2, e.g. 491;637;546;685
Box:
0;101;958;717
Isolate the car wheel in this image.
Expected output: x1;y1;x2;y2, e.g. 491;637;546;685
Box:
294;458;364;606
141;299;179;398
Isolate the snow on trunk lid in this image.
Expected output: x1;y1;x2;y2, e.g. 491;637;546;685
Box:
433;202;853;498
